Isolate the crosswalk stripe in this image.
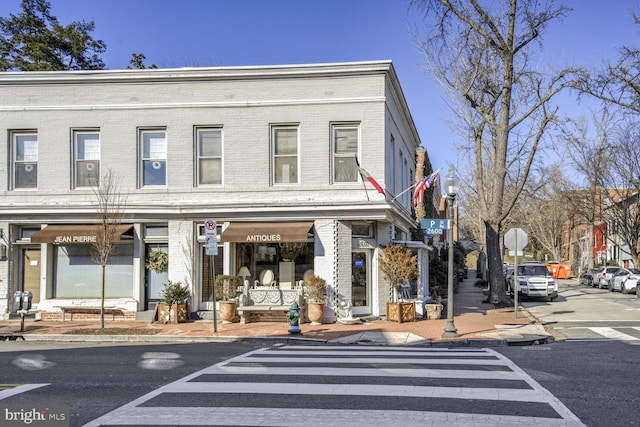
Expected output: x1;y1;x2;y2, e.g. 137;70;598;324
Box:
84;346;585;427
202;365;523;380
0;383;49;400
589;327;639;341
87;407;578;427
169;381;547;402
230;355;506;365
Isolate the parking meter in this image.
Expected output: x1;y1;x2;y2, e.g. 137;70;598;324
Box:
13;291;22;312
21;291;32;311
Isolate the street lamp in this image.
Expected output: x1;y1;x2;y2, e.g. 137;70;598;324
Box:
442;166;460;339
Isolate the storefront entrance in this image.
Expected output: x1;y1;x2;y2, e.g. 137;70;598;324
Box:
21;247;41;305
351;250;371;315
200;246;224;310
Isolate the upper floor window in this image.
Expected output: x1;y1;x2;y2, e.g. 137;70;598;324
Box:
196;128;222;185
272;125;298;184
332;124;359;183
141;129;167;187
74;130;100;188
12;131;38;189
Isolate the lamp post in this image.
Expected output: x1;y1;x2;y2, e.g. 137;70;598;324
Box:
442;167;460;339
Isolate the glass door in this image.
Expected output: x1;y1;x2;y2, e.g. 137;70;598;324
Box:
200;245;224;310
22;247;41;305
351;250;370;315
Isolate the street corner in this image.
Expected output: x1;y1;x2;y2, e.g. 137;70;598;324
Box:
477;323;554;345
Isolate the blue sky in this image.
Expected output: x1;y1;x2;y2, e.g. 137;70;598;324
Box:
1;0;638;170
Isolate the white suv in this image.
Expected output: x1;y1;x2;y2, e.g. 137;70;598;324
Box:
511;262;558;302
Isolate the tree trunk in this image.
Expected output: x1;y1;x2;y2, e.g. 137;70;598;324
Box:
100;264;106;329
486;221;509;305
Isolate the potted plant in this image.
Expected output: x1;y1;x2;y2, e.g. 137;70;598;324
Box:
379;244;418;323
157;280;190;323
424;289;444;320
215;275;240;323
304;275;327;324
146;249;168;273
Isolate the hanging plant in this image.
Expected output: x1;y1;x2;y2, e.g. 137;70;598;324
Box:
146;249;168;273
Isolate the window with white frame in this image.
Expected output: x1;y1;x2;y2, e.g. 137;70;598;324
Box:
272;125;298;184
141;129;167;186
333;124;359;183
351;222;374;238
12;132;38;189
196;127;222;185
74;130;100;188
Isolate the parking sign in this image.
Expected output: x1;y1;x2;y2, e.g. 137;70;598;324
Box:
204;219;217;237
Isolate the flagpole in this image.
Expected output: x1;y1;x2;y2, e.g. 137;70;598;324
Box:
361;178;370;201
391;168;441;202
390;182;417;202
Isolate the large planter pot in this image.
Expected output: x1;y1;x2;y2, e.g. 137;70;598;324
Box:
307;302;325;325
425;303;444;320
157;302;189;324
386;301;416;323
218;301;237;324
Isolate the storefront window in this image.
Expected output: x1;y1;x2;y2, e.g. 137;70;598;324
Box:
53;245;134;298
236;242;313;285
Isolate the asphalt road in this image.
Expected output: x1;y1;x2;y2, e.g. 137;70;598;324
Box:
0;341;257;425
497;339;639;427
1;278;639;427
523;278;640;340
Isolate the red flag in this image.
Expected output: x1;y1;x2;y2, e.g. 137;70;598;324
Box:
413;170;439;211
354;157;385;195
357;166;385;195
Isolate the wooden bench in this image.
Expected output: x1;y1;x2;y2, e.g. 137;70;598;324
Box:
237;287;305;324
55;306;125;322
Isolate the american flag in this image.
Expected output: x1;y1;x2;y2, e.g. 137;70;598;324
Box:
413;170;440;211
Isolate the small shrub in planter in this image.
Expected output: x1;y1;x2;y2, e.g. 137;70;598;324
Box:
304;275;327;325
214;275;241;323
157;281;190;323
304;275;327;303
161;280;190;305
214;275;241;302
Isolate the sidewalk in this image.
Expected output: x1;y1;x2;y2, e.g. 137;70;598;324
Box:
0;275;553;347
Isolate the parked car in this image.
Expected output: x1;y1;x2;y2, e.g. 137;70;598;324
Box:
610;268;640;292
593;266;622;289
579;268;598;286
510;262;558;302
620;270;640;294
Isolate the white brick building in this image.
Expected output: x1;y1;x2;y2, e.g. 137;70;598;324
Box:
0;61;430;321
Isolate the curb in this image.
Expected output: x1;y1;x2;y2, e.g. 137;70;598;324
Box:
0;333;552;347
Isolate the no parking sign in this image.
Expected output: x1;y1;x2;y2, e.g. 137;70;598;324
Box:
204;219;217;255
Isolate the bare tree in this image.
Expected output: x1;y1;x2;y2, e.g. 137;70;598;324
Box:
91;169;127;328
410;0;580;304
599;122;640;267
519;164;572;261
562;110;640;268
575;10;640;116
